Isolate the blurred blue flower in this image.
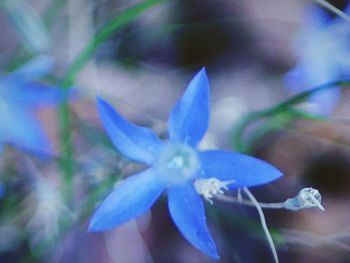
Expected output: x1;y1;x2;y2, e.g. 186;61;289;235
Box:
284;5;350;115
0;56;68;154
89;68;283;259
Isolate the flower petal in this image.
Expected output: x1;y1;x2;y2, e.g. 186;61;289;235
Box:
168;68;209;146
97;96;163;164
199;150;282;189
10;55;54;81
0;104;51;154
1;81;72;107
168;183;219;259
17;83;74;106
89;169;164;231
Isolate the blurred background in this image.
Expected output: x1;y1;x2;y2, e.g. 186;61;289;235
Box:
1;0;350;262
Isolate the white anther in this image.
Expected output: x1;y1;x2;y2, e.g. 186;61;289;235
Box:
284;187;325;211
194;178;235;204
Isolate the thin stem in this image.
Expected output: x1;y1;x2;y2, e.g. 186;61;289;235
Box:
232;111;266;152
314;0;350;22
215;194;285;209
233;80;350;152
243;188;279;263
267;80;350;113
58;102;74;204
62;0;166;87
237;188;242;202
57;0;166;204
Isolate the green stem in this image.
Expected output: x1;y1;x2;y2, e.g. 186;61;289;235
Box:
58;0;166;203
263;80;350;115
58;102;73;203
232;111;266;153
233;80;350;153
62;0;166;87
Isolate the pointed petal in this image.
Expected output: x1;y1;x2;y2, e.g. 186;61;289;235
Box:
0;104;51;154
168;68;209;146
10;55;54;81
89;169;164;231
97;97;163;164
0;56;73;107
168;183;219;259
0;81;70;106
11;82;73;106
199;151;282;189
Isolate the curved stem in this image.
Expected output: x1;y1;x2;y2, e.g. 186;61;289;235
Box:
243;188;279;263
62;0;165;87
215;194;285;209
233;80;350;153
314;0;350;22
58;0;166;204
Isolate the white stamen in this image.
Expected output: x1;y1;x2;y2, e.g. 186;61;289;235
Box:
194;178;235;204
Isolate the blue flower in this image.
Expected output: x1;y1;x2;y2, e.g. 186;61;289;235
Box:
284;5;350;115
0;56;68;154
89;68;283;259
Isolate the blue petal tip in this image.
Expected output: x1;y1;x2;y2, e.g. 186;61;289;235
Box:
207;248;220;260
96;95;104;105
87;223;96;232
198;67;207;76
96;96;109;112
88;217;105;232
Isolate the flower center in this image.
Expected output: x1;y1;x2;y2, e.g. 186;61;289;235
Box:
194;178;235;204
156;143;200;186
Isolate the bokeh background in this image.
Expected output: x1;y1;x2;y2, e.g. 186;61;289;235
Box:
1;0;350;262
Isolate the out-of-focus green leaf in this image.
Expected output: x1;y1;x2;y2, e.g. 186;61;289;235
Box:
1;0;51;53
